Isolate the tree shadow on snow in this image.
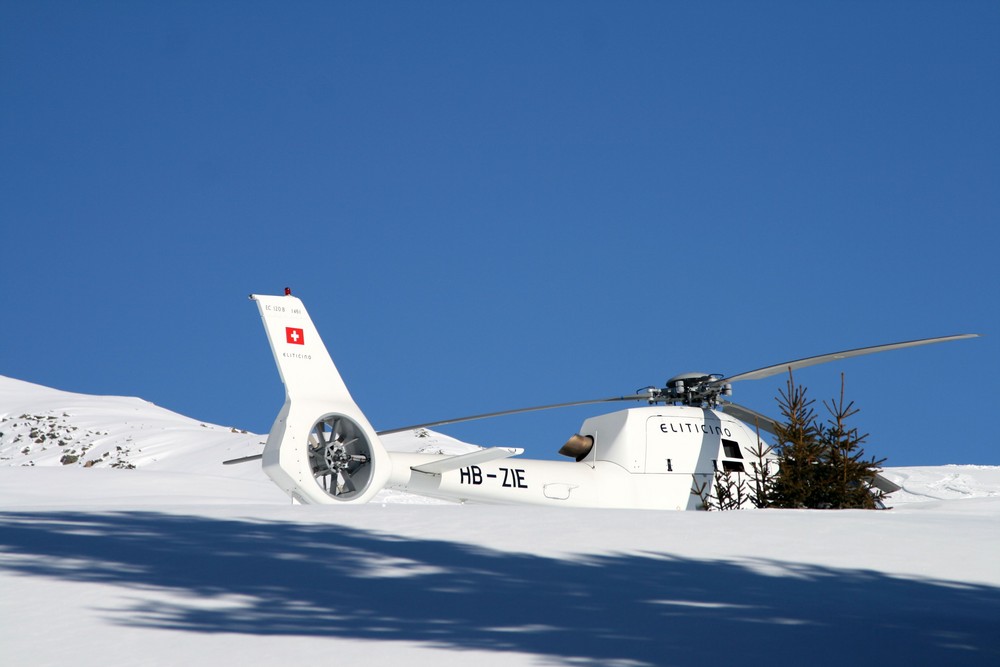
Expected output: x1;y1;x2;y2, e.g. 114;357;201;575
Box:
1;510;998;666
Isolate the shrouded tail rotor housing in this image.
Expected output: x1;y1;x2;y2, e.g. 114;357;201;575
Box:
308;414;375;500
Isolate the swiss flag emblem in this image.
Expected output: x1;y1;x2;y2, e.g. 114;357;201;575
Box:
285;327;305;345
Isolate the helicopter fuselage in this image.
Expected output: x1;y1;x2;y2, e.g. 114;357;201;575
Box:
387;405;766;510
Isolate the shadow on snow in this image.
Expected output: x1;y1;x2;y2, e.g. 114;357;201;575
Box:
1;510;998;666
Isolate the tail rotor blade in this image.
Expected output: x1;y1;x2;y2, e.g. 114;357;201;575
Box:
332;416;348;444
313;422;328;447
338;470;356;495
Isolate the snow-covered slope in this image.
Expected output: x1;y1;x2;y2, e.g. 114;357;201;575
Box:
2;376;999;666
0;375;477;471
0;375;267;472
881;464;1000;504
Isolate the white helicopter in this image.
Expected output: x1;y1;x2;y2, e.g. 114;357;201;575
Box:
227;291;977;510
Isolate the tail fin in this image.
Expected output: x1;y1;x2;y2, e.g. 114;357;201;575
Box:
251;293;389;504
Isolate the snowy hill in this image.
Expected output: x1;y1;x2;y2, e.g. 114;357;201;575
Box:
0;375;478;471
2;376;999;666
0;375;267;472
0;375;478;504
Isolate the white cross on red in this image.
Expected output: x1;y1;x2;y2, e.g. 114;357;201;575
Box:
286;327;305;345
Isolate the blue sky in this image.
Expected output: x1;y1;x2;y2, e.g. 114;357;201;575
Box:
2;2;997;466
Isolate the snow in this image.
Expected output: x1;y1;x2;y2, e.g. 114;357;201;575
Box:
2;376;999;666
881;465;1000;504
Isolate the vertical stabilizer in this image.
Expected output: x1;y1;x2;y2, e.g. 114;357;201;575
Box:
251;293;389;504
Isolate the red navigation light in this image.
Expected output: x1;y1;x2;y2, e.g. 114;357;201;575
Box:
284;287;292;296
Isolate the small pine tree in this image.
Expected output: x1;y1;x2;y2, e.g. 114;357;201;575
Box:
768;371;826;508
819;373;886;509
692;468;749;511
746;434;777;509
692;477;711;510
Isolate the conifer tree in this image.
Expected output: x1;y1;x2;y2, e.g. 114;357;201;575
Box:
694;468;748;511
746;435;776;509
768;371;825;508
819;374;886;509
768;371;886;509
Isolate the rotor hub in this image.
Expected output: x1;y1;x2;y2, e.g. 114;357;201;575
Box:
648;373;732;407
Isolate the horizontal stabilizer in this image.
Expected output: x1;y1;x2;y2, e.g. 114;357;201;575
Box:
410;447;523;475
223;453;263;466
872;473;902;494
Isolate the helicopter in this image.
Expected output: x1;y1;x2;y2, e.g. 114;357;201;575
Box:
227;291;977;510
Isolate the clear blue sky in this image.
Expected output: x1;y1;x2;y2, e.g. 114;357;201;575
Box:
2;2;997;466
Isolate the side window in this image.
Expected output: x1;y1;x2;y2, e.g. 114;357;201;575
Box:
722;439;743;459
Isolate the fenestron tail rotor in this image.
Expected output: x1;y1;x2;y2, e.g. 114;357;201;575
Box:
308;415;373;499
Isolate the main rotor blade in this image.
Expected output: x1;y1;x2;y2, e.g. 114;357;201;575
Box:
378;394;650;435
720;401;778;435
717;334;979;385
